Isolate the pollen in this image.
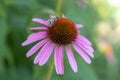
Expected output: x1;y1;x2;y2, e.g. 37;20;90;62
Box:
47;18;78;45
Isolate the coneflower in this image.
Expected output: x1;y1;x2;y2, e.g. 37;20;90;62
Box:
22;14;94;75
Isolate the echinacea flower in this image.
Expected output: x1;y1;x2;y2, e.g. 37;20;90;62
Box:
22;14;94;75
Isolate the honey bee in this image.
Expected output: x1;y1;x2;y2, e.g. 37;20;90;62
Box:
49;16;58;27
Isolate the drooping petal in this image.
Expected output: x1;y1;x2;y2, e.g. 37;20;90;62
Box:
75;39;94;58
72;42;91;64
27;32;46;39
65;45;78;72
77;35;92;45
39;42;54;66
54;45;64;75
76;24;83;29
30;27;47;30
32;18;49;26
22;32;46;46
33;41;51;64
26;38;49;57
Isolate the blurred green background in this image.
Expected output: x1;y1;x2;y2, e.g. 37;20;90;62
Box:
0;0;120;80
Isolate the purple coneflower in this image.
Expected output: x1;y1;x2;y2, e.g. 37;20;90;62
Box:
22;14;94;75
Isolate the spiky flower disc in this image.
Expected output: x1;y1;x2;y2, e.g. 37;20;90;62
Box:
47;18;78;45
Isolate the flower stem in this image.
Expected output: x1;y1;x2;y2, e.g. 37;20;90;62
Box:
55;0;63;17
44;1;63;80
46;58;54;80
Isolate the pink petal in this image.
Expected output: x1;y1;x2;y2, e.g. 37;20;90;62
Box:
76;24;83;29
26;39;49;57
33;41;51;64
30;27;47;30
27;32;46;39
32;18;49;26
65;45;78;72
75;39;94;58
62;14;65;18
54;45;64;75
39;42;54;66
22;32;46;46
72;42;91;64
77;35;92;45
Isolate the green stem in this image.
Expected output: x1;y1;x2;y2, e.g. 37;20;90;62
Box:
46;58;54;80
44;0;63;80
55;0;63;17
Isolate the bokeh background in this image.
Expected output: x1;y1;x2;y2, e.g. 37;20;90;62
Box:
0;0;120;80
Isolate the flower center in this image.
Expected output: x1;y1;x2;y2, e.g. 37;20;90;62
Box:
47;18;78;45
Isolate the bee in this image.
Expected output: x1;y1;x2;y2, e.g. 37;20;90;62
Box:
49;16;58;27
